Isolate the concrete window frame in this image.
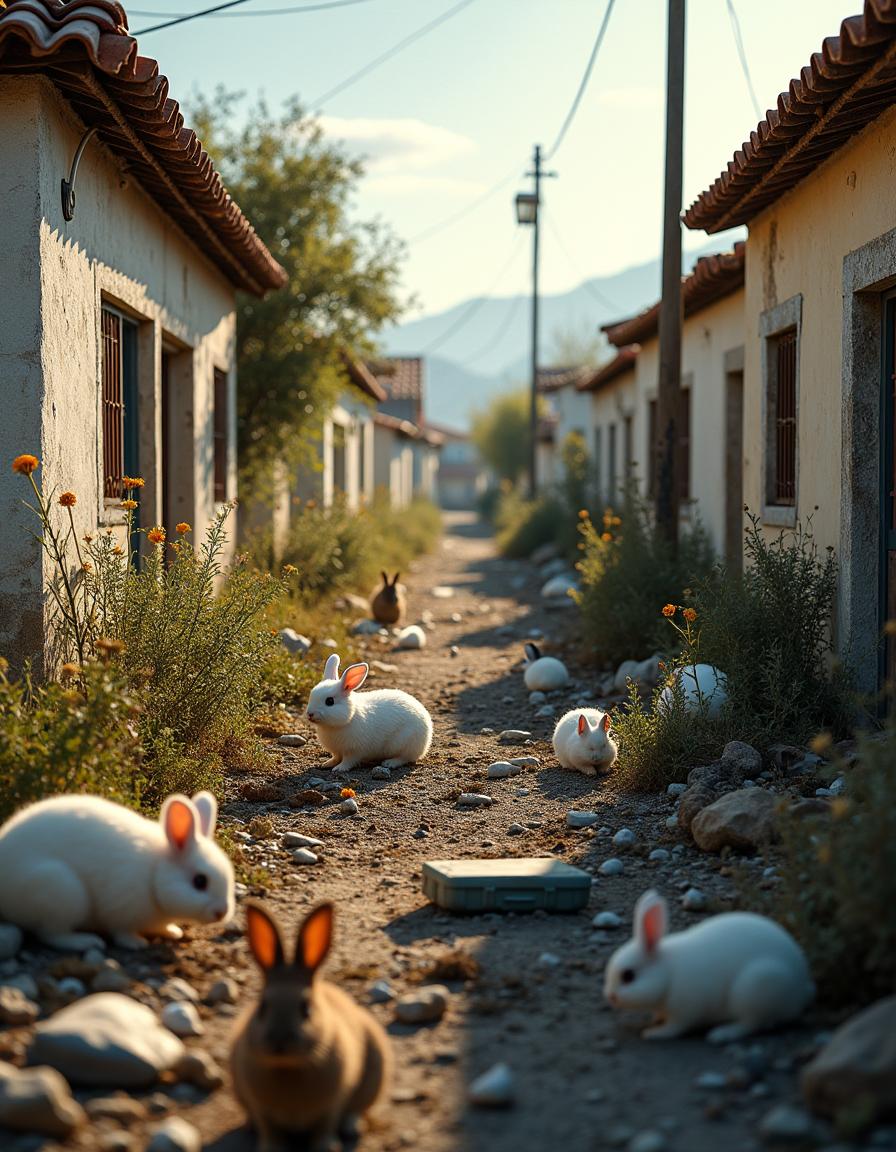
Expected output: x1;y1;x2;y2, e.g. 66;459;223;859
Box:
760;293;802;529
841;229;896;696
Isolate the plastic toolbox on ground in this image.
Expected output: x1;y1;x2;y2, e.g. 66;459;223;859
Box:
422;857;591;914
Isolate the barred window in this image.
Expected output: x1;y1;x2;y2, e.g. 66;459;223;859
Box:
213;368;228;503
101;307;137;499
769;329;797;505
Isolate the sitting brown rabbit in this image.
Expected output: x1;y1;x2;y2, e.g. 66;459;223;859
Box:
371;571;405;625
231;901;392;1152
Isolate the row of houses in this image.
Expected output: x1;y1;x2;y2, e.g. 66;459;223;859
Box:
540;0;896;698
0;0;448;668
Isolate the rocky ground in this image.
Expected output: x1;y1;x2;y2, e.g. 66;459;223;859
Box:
0;512;892;1152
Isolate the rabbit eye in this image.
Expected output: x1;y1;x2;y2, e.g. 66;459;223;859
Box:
192;873;208;891
325;696;335;707
621;967;636;985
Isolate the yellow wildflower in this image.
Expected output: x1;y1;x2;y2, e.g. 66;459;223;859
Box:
96;637;125;655
578;509;589;520
830;797;851;821
112;545;123;556
340;787;356;799
283;564;298;575
662;604;676;618
122;476;145;489
147;527;166;545
601;532;613;543
120;499;138;511
808;731;833;755
59;662;81;681
12;454;38;475
58;491;77;508
682;607;697;623
175;522;191;535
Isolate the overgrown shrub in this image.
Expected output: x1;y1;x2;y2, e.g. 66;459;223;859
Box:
494;489;565;559
0;658;142;821
574;487;715;667
696;513;854;745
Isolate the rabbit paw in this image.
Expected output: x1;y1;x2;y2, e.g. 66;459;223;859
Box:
322;755;341;768
381;757;407;769
332;762;357;777
40;931;106;952
159;923;184;941
707;1022;752;1044
112;932;150;950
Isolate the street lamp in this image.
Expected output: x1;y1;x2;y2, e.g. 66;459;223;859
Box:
515;146;546;501
515;191;538;226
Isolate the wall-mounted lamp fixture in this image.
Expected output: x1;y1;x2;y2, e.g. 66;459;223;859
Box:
61;126;98;221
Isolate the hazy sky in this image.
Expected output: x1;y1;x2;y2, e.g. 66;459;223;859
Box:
133;0;857;319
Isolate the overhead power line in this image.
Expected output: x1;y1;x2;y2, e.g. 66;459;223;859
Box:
135;0;254;35
462;293;525;368
132;0;373;21
407;162;522;246
544;0;616;161
310;0;477;109
725;0;762;120
545;214;619;314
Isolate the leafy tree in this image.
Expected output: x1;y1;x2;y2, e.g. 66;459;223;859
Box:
549;320;608;369
470;389;539;484
189;91;406;489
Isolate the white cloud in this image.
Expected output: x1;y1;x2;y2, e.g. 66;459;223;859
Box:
317;115;476;175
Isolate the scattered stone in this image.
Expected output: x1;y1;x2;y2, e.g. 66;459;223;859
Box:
695;1071;728;1090
57;977;86;1000
666;783;686;798
599;859;624;877
802;996;896;1124
487;761;523;779
147;1116;202;1152
510;756;540;768
282;832;323;850
99;1132;138;1152
629;1131;667;1152
0;986;39;1026
340;798;360;816
681;888;707;912
292;848;319;865
277;733;307;748
173;1050;224;1091
535;705;556;718
369;981;394;1004
30;993;185;1087
92;965;131;995
468;1062;515;1108
458;793;492;808
758;1103;816;1146
159;978;199;1004
394;986;449;1025
397;625;426;650
372;765;392;780
352;618;382;636
507;823;527;836
498;730;532;744
529;691;547;705
678;744;763;833
567;811;600;829
0;1061;86;1137
541;574;578;599
4;974;39;1001
279;628;311;655
480;727;495;736
85;1094;147;1123
161;1002;203;1038
370;660;399;674
691;788;779;853
432;585;455;598
649;849;671;863
537;952;561;968
320;638;338;649
0;925;22;962
593;912;622;929
613;828;636;847
665;815;680;830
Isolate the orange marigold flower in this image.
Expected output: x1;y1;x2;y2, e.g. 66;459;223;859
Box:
682;607;697;623
12;454;39;475
340;787;356;799
600;531;613;543
112;545;123;556
83;534;93;544
578;509;589;520
58;491;77;507
120;499;138;511
306;498;317;509
96;636;124;655
122;476;145;489
147;527;166;545
175;522;191;535
662;604;677;617
283;564;298;575
81;561;92;572
60;662;81;681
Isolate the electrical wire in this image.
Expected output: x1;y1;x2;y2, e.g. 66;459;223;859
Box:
135;0;254;35
544;0;616;161
545;214;619;313
130;0;373;19
407;161;523;246
462;292;525;367
309;0;477;109
725;0;762;120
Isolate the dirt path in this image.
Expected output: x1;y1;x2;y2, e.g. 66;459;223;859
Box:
7;514;835;1152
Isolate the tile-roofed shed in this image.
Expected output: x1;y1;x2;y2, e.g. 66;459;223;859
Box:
577;345;640;392
684;0;896;234
0;0;286;295
536;365;592;394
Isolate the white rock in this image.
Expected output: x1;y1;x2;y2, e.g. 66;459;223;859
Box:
147;1116;202;1152
432;586;455;598
510;756;540;768
629;1131;667;1152
658;664;729;720
592;911;622;929
529;691;547;705
612;828;636;847
0;924;23;962
498;730;532;743
394;986;449;1024
277;733;307;747
666;783;687;798
279;628;311;655
458;793;493;807
469;1062;515;1108
397;625;426;650
292;848;319;865
282;832;323;850
828;777;846;796
369;980;394;1004
340;798;360;816
537;952;561;968
599;858;624;877
535;705;556;718
681;887;707;912
541;574;579;600
206;978;237;1006
372;765;392;780
649;849;671;863
158;978;199;1003
567;811;600;829
487;761;522;779
0;1060;86;1136
161;1002;203;1038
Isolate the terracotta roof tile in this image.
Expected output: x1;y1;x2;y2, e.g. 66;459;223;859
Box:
0;0;286;295
373;411;419;439
685;0;896;233
341;352;387;403
371;357;424;402
536;365;592;394
602;244;745;348
577;345;640;391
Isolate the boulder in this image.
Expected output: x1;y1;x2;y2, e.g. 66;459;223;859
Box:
721;741;763;777
691;788;779;853
30;993;185;1087
677;743;761;833
0;1060;86;1137
801;996;896;1124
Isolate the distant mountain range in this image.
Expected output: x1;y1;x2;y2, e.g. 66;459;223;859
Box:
382;240;724;430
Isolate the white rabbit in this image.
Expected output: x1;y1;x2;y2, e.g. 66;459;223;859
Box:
306;654;433;774
658;663;728;719
0;792;234;951
523;643;569;692
603;889;814;1043
552;708;618;775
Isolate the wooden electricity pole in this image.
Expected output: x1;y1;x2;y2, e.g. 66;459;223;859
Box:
655;0;686;550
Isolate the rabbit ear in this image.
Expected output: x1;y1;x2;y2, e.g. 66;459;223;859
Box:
577;713;588;737
635;890;667;954
392;572;400;586
524;643;540;663
601;713;612;732
162;795;197;852
296;903;333;974
324;653;340;680
192;791;218;838
341;662;369;693
381;571;389;586
245;902;285;971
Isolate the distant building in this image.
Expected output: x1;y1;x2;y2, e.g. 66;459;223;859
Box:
427;424;489;510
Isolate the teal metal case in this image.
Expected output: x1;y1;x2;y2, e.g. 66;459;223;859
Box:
422;857;591;914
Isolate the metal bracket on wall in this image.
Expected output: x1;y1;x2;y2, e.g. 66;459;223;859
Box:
61;127;98;222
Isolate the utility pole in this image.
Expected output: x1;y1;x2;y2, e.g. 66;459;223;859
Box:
655;0;686;550
528;143;542;501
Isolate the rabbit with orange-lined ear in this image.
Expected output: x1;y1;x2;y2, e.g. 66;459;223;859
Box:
552;708;618;775
231;901;392;1152
371;570;405;625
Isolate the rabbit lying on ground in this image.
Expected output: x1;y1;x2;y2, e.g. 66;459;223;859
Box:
552;708;618;776
231;901;392;1152
603;889;814;1042
371;571;405;626
0;792;233;950
306;653;433;773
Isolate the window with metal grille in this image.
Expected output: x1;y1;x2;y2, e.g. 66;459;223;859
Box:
678;388;691;500
608;422;617;502
213;368;228;503
768;328;797;505
101;307;137;500
623;414;633;481
648;399;657;496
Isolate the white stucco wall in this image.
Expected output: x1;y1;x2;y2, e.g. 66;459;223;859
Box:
0;76;239;669
587;370;637;505
374;425;413;508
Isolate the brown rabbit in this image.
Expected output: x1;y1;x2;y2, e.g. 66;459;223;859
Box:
371;571;405;626
231;902;392;1152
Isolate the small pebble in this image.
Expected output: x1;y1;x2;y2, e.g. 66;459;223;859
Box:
665;815;680;830
205;978;237;1006
372;766;392;780
507;823;527;836
147;1116;202;1152
509;756;540;768
612;828;636;847
567;811;600;829
160;1001;203;1038
592;911;622;929
292;848;319;865
487;762;522;779
758;1104;815;1145
340;798;360;816
649;849;671;863
498;730;532;743
369;981;394;1004
528;692;547;705
536;952;561;968
666;783;686;797
681;887;707;911
695;1071;728;1090
458;793;492;807
174;1050;224;1091
468;1062;515;1108
278;734;307;747
282;833;324;850
535;705;556;718
629;1132;667;1152
394;986;449;1025
599;858;624;877
56;977;86;999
